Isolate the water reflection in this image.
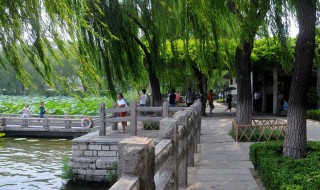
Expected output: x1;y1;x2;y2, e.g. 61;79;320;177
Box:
0;138;107;190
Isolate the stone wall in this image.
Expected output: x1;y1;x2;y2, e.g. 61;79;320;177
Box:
68;132;118;182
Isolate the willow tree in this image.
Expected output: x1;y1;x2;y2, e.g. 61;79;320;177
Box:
283;0;318;158
176;0;237;115
0;0;106;96
227;0;271;124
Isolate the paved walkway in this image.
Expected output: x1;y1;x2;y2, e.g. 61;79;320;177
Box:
186;102;320;190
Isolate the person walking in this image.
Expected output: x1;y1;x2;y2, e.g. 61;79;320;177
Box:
169;89;176;107
175;91;180;105
39;102;46;118
186;88;195;107
116;93;128;133
22;103;31;118
138;89;147;116
208;90;214;114
225;94;233;112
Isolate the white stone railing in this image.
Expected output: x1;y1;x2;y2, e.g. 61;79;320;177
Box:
109;101;201;190
0;115;99;129
98;102;186;136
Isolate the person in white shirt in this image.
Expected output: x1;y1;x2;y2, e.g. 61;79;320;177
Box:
116;93;128;133
138;89;147;116
22;103;31;118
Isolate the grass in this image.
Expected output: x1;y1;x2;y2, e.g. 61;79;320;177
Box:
61;157;77;183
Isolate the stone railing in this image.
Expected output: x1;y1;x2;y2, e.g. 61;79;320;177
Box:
109;100;201;189
0;115;99;129
98;102;185;136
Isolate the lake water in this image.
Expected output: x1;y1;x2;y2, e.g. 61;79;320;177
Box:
0;137;108;190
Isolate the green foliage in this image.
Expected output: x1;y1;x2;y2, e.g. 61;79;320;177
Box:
250;141;320;190
106;161;118;185
216;98;225;103
307;110;320;121
307;91;319;109
0;133;5;138
0;95;115;116
61;157;76;183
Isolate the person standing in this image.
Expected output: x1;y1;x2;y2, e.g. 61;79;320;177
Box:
225;94;233;112
186;88;194;107
254;91;261;110
138;89;147;116
116;93;128;133
169;89;176;107
22;103;31;118
39;102;46;118
175;91;180;105
208;90;214;114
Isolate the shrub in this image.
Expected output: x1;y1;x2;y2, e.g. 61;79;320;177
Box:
229;128;285;142
250;141;320;190
216;98;225;103
307;109;320;121
106;161;118;185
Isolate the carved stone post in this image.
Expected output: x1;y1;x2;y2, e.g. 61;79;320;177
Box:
162;102;169;118
117;136;155;190
160;118;179;190
99;103;106;136
173;111;188;188
64;113;71;129
130;101;137;135
112;102;118;131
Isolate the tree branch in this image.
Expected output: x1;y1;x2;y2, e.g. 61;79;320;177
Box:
126;12;152;44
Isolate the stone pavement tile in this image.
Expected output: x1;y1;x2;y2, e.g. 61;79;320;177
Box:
199;158;228;165
197;168;251;175
239;142;254;150
197;174;255;182
201;143;223;148
200;147;225;154
195;181;259;190
202;137;234;143
200;153;227;160
229;161;254;169
226;155;250;161
225;150;246;156
198;164;230;169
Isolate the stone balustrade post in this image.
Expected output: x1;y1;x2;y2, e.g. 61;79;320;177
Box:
160;118;179;190
173;111;188;188
22;118;27;127
1;117;4;126
162;102;169;118
117;136;155;190
130;101;137;135
112;102;118;131
65;113;71;129
99;103;106;136
44;116;48;128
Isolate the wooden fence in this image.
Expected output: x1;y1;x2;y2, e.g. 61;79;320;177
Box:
98;101;185;136
109;100;201;190
232;118;287;142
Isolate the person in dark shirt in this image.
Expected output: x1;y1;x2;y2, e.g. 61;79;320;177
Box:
169;89;176;107
225;94;233;112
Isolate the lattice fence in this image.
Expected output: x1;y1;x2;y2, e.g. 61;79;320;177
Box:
232;119;287;142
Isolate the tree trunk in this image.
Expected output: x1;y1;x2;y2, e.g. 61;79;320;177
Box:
193;65;207;116
149;63;162;107
261;73;267;113
283;0;316;158
235;42;253;125
317;67;320;108
272;67;278;115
